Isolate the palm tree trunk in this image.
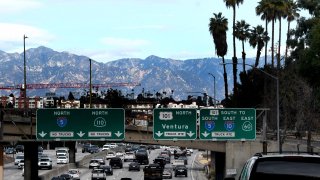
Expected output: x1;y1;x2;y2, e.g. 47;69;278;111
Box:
285;21;290;66
222;56;229;100
277;18;282;70
232;6;238;97
264;19;268;66
271;19;275;68
255;47;261;68
242;40;246;72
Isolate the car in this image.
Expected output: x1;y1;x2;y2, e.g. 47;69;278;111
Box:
128;162;140;171
158;155;170;163
116;151;124;157
89;159;100;169
186;150;191;156
38;157;52;169
109;157;123;169
163;169;173;179
88;145;100;154
15;145;24;153
57;155;68;164
51;177;66;180
100;165;113;175
66;169;81;180
124;151;135;162
106;152;116;160
125;146;132;152
186;148;193;153
59;173;73;180
94;157;105;165
14;154;24;165
56;149;68;157
102;144;110;151
178;156;188;165
153;157;166;168
91;168;106;180
82;143;92;153
231;153;320;180
174;165;187;177
18;159;24;169
5;147;16;154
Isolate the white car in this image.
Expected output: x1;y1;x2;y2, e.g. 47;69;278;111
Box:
186;148;193;153
14;154;24;166
57;155;68;164
66;169;81;180
124;152;135;162
102;144;111;151
18;160;24;169
106;152;116;160
38;157;52;169
116;151;124;157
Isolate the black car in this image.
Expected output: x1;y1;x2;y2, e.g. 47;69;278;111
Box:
88;145;100;154
174;165;187;177
51;177;66;180
109;157;123;168
153;157;166;168
128;162;140;171
100;165;113;175
82;143;92;153
15;145;24;153
125;146;132;153
59;173;73;180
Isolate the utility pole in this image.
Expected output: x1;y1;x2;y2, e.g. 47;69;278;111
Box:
24;35;28;110
208;73;216;107
89;58;92;108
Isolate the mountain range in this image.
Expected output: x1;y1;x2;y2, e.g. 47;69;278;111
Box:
0;46;256;101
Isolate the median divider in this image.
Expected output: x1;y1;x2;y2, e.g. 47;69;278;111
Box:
39;150;108;180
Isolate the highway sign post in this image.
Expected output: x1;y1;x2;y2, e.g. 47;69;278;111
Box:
36;108;125;140
153;108;197;140
199;108;256;140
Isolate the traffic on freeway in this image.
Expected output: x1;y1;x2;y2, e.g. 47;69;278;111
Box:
3;143;208;180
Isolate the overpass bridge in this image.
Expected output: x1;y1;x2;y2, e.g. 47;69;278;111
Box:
0;109;312;180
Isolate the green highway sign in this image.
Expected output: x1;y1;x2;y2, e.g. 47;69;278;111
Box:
199;108;256;140
153;108;197;140
36;108;125;140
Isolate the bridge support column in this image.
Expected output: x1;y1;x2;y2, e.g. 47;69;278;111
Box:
66;141;76;163
212;151;225;180
24;141;39;180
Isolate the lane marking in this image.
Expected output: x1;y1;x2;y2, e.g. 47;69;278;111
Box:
191;151;199;180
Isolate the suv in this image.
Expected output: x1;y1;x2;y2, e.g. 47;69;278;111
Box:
38;157;52;169
14;154;24;166
232;152;320;180
109;157;123;169
15;145;24;153
174;165;187;177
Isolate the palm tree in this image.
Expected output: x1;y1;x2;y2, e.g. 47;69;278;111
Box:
234;20;250;72
224;0;244;97
209;12;229;100
256;0;272;66
274;0;288;70
249;25;270;67
285;0;300;64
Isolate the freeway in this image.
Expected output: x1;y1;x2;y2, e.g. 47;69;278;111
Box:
3;146;208;180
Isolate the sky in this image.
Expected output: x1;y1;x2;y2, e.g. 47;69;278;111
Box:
0;0;307;63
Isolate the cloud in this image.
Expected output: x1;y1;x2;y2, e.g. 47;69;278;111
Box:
101;37;150;47
114;25;169;31
0;23;55;52
0;0;42;14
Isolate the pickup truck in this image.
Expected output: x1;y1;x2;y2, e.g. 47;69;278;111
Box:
124;152;135;162
91;168;106;180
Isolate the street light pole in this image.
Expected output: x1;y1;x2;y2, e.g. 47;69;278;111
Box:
208;73;216;107
23;35;28;109
222;63;280;152
89;58;92;108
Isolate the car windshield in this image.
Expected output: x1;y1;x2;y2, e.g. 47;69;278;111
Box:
68;170;78;174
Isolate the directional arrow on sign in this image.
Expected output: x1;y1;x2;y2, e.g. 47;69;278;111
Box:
187;131;195;137
155;131;163;137
202;131;210;137
77;131;85;137
38;131;47;138
114;131;122;137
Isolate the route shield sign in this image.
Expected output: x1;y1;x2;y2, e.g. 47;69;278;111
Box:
199;108;256;140
153;108;197;140
36;108;125;140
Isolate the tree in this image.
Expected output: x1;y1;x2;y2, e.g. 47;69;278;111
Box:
249;25;270;67
68;92;75;101
209;12;229;100
256;0;272;66
234;20;250;72
285;0;300;65
224;0;244;97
